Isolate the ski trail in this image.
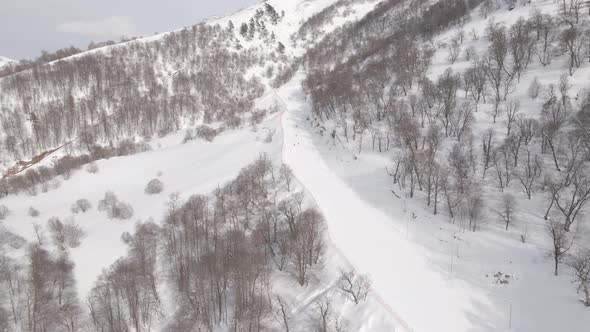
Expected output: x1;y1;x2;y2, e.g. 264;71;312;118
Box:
275;92;413;332
278;72;487;332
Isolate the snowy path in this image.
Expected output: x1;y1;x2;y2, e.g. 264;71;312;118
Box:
278;72;492;332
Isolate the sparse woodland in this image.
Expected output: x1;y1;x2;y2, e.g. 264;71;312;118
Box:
0;155;360;331
0;4;286;169
301;0;590;304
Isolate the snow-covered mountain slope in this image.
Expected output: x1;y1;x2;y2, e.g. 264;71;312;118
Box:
0;56;15;68
0;1;404;331
0;94;399;331
2;0;590;331
284;0;590;331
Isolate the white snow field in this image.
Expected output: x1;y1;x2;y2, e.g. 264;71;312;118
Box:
0;56;15;68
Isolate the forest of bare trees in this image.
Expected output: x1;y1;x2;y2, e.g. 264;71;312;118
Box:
0;5;288;170
0;156;354;331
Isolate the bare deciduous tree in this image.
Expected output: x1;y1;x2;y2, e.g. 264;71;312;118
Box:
493;194;516;230
279;164;294;192
568;249;590;306
337;269;371;304
547;219;574;276
516;149;542;199
465;190;484;232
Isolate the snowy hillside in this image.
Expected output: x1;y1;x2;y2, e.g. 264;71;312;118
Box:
0;56;14;68
1;0;590;331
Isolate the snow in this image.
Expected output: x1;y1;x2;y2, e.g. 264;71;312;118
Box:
2;0;590;330
0;56;15;68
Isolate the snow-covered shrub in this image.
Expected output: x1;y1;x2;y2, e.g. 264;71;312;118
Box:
182;129;195;143
98;191;134;220
28;207;40;217
50;179;61;190
116;139;151;156
47;217;85;249
53;155;90;179
196;125;219;142
528;77;542;100
145;178;164;194
0;205;10;220
0;227;26;249
251;109;267;125
71;199;92;214
86;162;99;174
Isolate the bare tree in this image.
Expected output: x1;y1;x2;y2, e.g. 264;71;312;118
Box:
337;269;371;304
550;168;590;231
481;128;497;179
560;25;585;75
494;143;514;191
274;296;290;332
493;194;517;230
516;149;542;199
450;102;475;141
505;100;520;137
290;208;325;286
437;68;461;137
313;295;335;332
547;219;574;276
568;249;590;306
448;38;461;64
533;13;556;66
463;61;487;109
465;190;484;232
279;164;294;192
